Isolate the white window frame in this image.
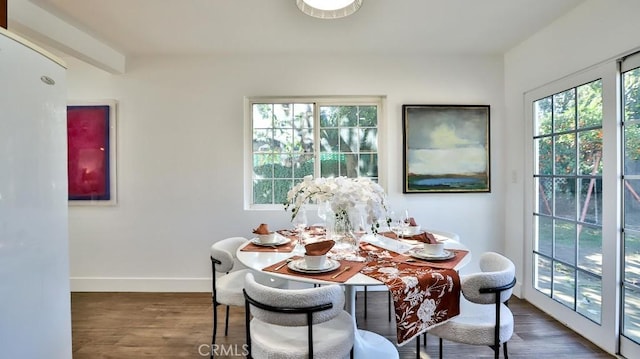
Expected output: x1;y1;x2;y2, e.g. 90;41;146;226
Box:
243;95;387;210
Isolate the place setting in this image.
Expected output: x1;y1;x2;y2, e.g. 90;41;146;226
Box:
263;240;367;282
240;223;296;252
393;241;469;269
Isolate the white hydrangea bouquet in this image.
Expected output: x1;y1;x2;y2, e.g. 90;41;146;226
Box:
284;175;390;233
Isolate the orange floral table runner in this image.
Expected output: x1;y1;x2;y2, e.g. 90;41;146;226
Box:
360;243;462;346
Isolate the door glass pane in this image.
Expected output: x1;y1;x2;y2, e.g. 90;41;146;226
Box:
535;254;552;296
555;220;576;265
535;137;553;175
555;133;576;175
623;285;640;343
578;225;602;276
553;261;576;309
625;122;640;175
554;178;576;220
578;129;603;175
537;216;552;256
625;230;640;286
554;89;576;132
577;271;601;323
625;180;640;232
577;79;603;128
535;97;552;136
578;178;602;225
537;177;553;216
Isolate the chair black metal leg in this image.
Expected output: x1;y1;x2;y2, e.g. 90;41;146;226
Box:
224;305;230;336
504;342;509;358
211;302;218;359
439;337;443;359
423;332;427;347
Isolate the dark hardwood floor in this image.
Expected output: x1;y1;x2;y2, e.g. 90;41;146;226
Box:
71;291;615;358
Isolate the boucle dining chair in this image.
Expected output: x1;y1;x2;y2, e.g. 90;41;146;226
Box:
209;237;286;358
427;251;516;359
243;272;355;359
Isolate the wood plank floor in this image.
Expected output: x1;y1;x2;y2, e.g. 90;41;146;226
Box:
71;291;615;358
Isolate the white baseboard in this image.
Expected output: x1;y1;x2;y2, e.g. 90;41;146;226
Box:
70;277;211;292
70;277;390;293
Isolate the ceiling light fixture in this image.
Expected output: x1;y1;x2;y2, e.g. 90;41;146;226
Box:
296;0;363;19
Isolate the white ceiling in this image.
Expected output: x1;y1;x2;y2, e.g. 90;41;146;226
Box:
30;0;585;57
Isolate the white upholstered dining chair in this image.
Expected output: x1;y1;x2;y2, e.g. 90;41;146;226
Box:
209;237;285;358
243;272;355;359
427;251;516;359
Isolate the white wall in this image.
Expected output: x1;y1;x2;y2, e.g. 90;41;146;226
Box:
504;0;640;295
66;53;505;291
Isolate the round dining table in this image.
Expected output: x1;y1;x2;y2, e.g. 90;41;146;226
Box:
236;229;470;359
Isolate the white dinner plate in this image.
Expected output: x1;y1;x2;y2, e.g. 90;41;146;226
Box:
288;258;341;273
407;248;455;261
250;235;291;247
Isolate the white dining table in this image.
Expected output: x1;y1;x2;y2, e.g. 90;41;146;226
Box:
236;229;470;359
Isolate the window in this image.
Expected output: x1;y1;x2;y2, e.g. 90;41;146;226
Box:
247;97;383;208
532;79;604;323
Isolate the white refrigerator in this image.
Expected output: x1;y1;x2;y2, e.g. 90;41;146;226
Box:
0;28;71;358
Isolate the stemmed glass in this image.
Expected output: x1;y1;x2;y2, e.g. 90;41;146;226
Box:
401;209;411;236
345;215;367;262
390;217;405;239
292;209;308;247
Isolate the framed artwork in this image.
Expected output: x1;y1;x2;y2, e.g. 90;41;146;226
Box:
67;100;117;205
402;104;490;193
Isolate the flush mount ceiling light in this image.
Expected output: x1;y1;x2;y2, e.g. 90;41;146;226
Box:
296;0;363;19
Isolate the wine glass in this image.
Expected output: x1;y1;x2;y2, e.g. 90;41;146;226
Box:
346;215;367;262
292;209;308;247
390;217;404;239
401;209;411;236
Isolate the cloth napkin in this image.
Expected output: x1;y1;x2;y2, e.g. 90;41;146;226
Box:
380;231;438;243
304;240;335;255
252;223;271;235
411;231;438;244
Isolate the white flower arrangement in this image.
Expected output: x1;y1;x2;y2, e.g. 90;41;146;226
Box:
284;175;390;233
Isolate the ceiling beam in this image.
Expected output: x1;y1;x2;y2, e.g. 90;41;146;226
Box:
8;0;125;74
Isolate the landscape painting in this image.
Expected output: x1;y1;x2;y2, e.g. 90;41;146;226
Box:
402;105;490;193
